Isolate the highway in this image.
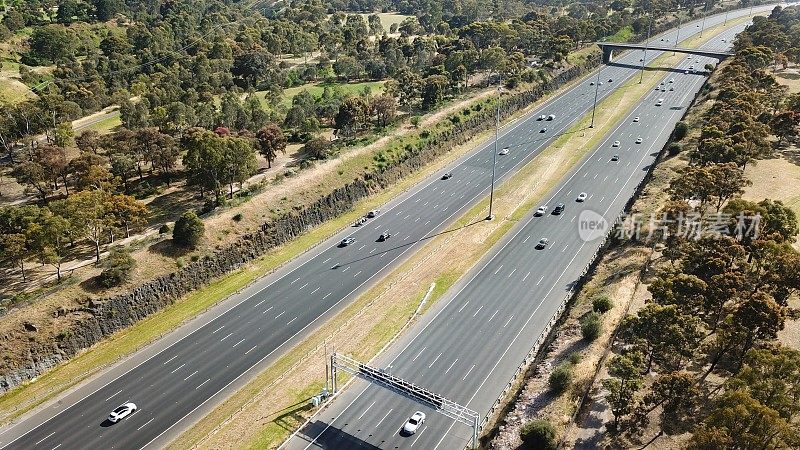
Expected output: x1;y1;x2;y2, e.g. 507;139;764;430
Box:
280;8;773;450
0;5;777;450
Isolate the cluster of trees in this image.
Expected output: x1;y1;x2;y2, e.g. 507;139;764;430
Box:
0;0;739;287
1;0;681;153
669;18;799;211
603;218;800;444
599;7;800;446
0;190;147;283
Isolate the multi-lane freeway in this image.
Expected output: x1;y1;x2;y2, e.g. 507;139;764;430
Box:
280;8;777;450
0;4;780;450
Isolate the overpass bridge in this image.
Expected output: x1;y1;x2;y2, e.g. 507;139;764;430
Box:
596;42;733;64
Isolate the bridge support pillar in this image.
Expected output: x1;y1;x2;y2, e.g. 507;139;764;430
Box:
601;46;614;64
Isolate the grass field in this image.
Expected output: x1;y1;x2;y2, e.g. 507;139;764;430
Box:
0;77;36;104
358;12;410;33
605;25;635;43
261;80;386;109
80;114;122;134
775;69;800;94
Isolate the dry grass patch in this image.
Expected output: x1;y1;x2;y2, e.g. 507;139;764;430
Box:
742;153;800;228
775;67;800;93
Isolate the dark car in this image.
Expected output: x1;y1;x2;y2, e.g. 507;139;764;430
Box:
339;237;356;247
378;232;391;241
441;172;452;180
552;203;565;215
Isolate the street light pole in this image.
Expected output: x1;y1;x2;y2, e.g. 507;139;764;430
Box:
674;5;681;55
724;8;729;26
590;66;601;128
487;101;498;221
487;86;503;221
639;14;652;84
700;1;707;37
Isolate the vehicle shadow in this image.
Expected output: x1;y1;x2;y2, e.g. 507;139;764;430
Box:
294;420;382;449
100;419;115;428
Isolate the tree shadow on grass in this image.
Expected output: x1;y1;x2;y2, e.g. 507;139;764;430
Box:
780;146;800;167
148;239;193;259
79;274;108;295
145;186;205;226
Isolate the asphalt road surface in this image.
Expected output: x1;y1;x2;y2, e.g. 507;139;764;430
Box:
280;9;775;450
0;5;780;450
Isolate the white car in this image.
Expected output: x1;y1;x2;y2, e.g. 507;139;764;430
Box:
612;140;620;147
611;154;619;161
576;192;587;202
633;117;640;122
538;114;546;120
598;81;603;86
108;402;137;423
536;238;549;249
669;78;674;83
636;137;643;144
403;411;426;435
535;205;548;216
669;86;674;91
366;210;380;218
547;114;555;121
499;147;509;155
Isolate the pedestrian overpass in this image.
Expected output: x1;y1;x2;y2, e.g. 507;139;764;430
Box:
596;42;733;64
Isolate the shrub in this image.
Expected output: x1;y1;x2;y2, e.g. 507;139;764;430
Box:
667;142;682;156
519;419;557;450
568;351;582;365
158;224;170;235
97;248;136;288
672;121;688;141
410;115;421;127
592;295;614;313
173;212;205;248
548;362;574;394
232;213;243;222
581;312;603;342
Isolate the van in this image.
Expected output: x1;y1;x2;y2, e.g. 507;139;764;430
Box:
656;98;664;106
